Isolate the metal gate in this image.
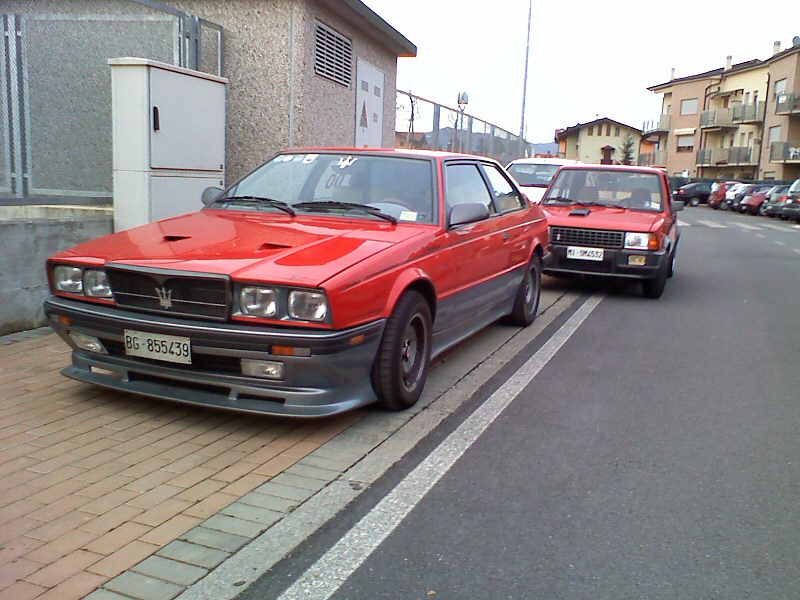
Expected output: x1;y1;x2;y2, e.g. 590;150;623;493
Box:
1;1;223;200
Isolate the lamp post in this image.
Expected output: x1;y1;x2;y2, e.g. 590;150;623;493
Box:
456;91;468;152
519;0;532;157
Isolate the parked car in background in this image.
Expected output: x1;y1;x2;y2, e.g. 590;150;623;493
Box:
43;148;549;417
734;184;772;213
673;181;712;206
764;186;791;217
506;157;583;203
541;164;681;299
721;182;748;210
708;180;739;209
780;178;800;221
741;185;780;215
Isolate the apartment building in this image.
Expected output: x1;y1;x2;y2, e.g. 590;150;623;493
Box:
645;39;800;182
555;117;642;164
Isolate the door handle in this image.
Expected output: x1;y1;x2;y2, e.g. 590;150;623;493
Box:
502;233;511;241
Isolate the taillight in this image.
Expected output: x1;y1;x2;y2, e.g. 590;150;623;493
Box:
677;189;685;195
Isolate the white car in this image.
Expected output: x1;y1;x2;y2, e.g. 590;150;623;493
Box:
506;157;583;203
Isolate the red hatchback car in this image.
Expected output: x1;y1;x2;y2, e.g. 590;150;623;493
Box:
43;149;548;417
541;165;681;298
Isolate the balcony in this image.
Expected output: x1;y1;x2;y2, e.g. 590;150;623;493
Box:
700;109;735;129
731;102;765;124
728;146;757;165
696;148;729;166
638;151;666;167
775;93;800;115
770;141;800;162
642;115;671;135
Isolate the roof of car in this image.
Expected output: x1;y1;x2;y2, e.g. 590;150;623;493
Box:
280;147;491;161
556;164;665;175
507;157;582;166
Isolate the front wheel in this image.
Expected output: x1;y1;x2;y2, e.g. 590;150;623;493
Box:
689;196;700;207
505;255;542;327
372;291;432;411
642;261;668;299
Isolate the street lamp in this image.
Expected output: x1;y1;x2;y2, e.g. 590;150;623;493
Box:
456;92;468;152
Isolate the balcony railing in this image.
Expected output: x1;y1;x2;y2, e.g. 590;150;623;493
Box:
770;141;800;162
638;151;666;166
700;109;734;129
731;102;765;123
728;146;757;165
642;115;671;135
775;93;800;115
696;147;730;166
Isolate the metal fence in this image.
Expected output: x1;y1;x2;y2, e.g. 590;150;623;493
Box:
1;0;223;200
395;91;533;165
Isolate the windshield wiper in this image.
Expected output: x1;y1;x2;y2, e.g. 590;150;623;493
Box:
293;201;397;224
571;200;617;208
543;196;573;204
214;195;295;216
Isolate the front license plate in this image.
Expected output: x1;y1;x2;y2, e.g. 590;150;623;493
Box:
566;246;604;261
123;330;191;364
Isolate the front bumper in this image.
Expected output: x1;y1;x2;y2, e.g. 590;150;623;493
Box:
43;296;385;417
543;245;668;280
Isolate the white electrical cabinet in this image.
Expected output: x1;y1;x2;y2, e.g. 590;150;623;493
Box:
109;57;228;231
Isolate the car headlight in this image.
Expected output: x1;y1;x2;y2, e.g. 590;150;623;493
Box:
240;287;278;317
83;269;112;298
624;232;658;251
53;266;84;294
288;290;327;322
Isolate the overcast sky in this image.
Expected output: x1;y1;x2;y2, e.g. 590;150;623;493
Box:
362;0;800;143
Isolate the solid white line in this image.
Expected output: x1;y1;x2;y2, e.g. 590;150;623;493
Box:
277;295;604;600
696;220;726;229
732;222;761;231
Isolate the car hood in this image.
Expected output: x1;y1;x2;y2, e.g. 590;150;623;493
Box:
543;205;664;232
53;209;431;287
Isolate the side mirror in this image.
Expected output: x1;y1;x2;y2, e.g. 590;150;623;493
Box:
449;202;490;227
201;186;224;206
672;200;685;212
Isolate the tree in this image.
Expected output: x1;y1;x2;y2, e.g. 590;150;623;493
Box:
619;134;636;165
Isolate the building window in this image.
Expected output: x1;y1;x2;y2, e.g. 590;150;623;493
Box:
588;126;593;136
680;98;698;115
606;124;611;136
314;21;352;87
768;125;781;144
614;126;621;136
676;134;694;152
774;78;787;99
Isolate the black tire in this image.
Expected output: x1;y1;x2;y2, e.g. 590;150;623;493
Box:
642;261;668;299
720;202;729;211
667;248;676;278
372;291;432;411
505;255;542;327
689;196;700;207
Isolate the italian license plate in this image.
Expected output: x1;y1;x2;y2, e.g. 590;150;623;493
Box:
566;246;604;261
123;330;191;364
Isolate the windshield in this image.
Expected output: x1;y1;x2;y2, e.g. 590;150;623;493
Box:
543;169;664;211
507;163;561;187
216;153;436;223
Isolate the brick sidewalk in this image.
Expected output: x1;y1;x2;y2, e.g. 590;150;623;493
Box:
0;333;364;599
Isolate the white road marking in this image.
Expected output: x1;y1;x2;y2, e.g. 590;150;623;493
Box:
793;248;800;255
697;220;727;229
757;234;766;239
760;222;791;231
277;295;605;600
775;240;786;246
677;220;691;227
732;222;762;231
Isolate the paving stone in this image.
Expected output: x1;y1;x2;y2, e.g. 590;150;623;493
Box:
301;452;362;472
203;513;267;538
83;589;131;600
270;472;328;492
105;571;183;600
285;463;340;482
238;491;298;513
220;502;284;526
254;481;316;502
156;540;229;570
180;526;249;553
132;555;207;587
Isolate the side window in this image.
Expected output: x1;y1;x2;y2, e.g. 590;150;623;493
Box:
444;164;495;215
482;164;523;212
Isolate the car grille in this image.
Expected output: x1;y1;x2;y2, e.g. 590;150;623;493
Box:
102;339;242;374
106;266;230;321
549;226;624;249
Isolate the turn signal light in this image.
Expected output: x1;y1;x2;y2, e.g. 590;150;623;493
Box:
270;345;311;357
648;235;660;251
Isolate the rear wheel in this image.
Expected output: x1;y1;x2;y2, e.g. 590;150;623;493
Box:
372;291;432;411
689;196;700;207
505;255;542;327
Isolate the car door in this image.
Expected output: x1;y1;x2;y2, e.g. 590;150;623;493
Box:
437;161;509;329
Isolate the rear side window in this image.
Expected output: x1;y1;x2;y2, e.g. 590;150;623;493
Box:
445;164;495;214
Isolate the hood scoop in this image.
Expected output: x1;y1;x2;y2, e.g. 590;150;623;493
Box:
569;208;591;216
162;235;191;242
258;241;293;252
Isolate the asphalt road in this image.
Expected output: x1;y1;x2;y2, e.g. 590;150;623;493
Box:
240;208;800;600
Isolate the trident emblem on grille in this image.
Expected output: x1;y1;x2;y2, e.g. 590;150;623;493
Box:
155;287;173;309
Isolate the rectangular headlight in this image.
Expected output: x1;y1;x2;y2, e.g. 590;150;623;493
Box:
84;269;112;298
624;232;657;250
288;290;327;322
53;265;84;294
240;287;278;317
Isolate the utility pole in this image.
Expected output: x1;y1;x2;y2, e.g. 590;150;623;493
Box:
519;0;532;156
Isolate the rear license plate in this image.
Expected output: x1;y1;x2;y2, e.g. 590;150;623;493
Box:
123;330;191;364
566;246;604;261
